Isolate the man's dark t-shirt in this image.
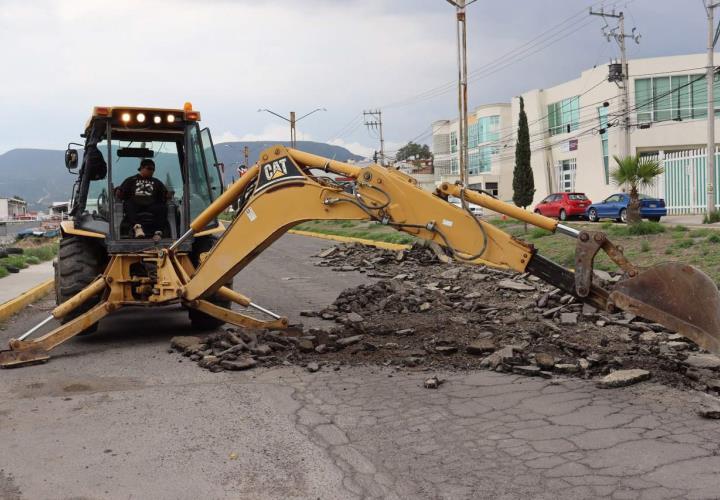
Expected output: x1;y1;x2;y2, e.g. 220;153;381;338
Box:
119;174;167;207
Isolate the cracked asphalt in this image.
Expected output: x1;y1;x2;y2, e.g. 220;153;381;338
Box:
1;234;719;499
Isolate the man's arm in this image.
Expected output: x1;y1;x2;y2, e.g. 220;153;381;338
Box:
115;176;134;200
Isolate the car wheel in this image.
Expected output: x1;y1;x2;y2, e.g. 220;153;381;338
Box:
648;216;661;222
619;208;627;223
588;208;598;222
534;209;541;214
559;209;567;221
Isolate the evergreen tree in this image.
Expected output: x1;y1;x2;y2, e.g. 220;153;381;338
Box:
512;97;534;210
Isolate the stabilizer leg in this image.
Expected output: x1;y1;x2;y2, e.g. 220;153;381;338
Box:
188;300;288;330
0;301;116;368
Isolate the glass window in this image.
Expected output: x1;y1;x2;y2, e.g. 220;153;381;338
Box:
200;128;223;201
653;77;672;122
450;131;458;153
597;106;610;185
186;124;213;222
634;78;652;123
568;194;588;200
691;75;707;119
547;97;579;136
671;75;691;120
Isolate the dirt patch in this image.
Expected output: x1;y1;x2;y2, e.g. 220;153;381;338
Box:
172;242;720;394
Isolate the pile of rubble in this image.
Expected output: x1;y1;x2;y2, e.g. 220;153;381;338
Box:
171;241;720;394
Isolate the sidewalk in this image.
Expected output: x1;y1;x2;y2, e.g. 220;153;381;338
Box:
661;214;720;227
0;260;54;305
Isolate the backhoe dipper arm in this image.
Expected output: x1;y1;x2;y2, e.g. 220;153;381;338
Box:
179;145;608;309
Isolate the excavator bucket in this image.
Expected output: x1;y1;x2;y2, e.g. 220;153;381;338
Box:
609;263;720;354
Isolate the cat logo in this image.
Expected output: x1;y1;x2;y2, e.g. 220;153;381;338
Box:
263;158;288;180
254;155;306;194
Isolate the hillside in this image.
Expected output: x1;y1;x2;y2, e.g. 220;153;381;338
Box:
0;141;364;210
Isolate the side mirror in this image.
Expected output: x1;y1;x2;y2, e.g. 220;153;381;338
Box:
65;148;79;169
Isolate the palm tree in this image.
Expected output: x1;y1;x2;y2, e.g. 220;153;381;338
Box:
610;155;664;224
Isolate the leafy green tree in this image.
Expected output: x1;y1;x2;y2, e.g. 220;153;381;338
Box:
512;97;534;212
610;155;663;224
396;142;432;162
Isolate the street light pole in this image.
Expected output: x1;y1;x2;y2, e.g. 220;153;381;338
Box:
258;108;326;148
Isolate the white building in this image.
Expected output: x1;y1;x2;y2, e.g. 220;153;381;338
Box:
431;53;720;212
0;197;27;220
432;103;513;200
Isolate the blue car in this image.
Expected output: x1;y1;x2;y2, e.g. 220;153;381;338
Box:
586;193;667;223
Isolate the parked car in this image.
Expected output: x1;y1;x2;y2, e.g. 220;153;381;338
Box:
448;196;483;216
533;192;591;221
585;193;666;223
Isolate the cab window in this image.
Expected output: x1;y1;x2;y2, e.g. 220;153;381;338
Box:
186;124;214;222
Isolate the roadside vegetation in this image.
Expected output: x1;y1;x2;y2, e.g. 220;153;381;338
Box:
0;238;58;279
292;218;720;283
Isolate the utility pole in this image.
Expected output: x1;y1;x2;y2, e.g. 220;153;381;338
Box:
705;1;720;216
363;110;385;165
589;8;640;160
258;108;326;149
243;145;249;167
446;0;470;186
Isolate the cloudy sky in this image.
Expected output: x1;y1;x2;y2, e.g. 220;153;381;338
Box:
0;0;706;157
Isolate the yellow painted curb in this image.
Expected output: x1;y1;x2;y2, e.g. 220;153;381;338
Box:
0;278;54;322
288;229;410;251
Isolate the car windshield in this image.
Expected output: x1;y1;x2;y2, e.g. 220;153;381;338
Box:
568;194;587;200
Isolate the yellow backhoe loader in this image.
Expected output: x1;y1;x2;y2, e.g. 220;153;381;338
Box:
2;105;720;368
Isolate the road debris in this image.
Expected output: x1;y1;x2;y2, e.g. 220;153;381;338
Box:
170;241;720;395
423;376;443;389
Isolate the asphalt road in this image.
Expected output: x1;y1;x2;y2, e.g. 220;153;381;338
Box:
1;234;720;499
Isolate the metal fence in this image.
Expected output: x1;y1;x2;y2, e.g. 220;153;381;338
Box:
651;149;720;215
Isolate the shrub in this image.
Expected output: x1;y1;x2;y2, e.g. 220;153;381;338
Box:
689;229;712;238
707;233;720;244
672;224;689;232
664;247;673;255
674;239;694;249
24;256;40;265
640;240;651;252
703;211;720;224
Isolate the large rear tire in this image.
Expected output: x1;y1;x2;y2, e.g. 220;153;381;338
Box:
55;235;107;335
188;236;233;330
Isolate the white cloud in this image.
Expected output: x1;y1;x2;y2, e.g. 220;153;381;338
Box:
328;139;375;159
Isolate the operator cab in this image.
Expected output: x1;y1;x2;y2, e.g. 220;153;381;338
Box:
64;104;224;252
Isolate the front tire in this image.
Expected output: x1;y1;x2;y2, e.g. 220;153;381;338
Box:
55;236;107;335
188;236;233;330
558;209;567;221
619;209;627;223
588;208;599;222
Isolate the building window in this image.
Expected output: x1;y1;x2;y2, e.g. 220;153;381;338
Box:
557;159;576;192
450;131;458;153
450;157;459;174
432;133;450;155
598;106;609;185
484;182;499;197
547;97;579;136
467;115;499;149
468;123;478;148
635;73;719;123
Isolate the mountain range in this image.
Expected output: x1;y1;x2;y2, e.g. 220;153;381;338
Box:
0;141;364;210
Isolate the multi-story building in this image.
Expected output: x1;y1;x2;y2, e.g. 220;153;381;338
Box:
431;53;720;213
0;197;27;220
432;103;514;200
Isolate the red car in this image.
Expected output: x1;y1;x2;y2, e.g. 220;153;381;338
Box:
534;192;592;221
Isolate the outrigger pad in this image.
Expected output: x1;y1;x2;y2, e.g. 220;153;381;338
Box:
609;263;720;355
0;347;50;368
